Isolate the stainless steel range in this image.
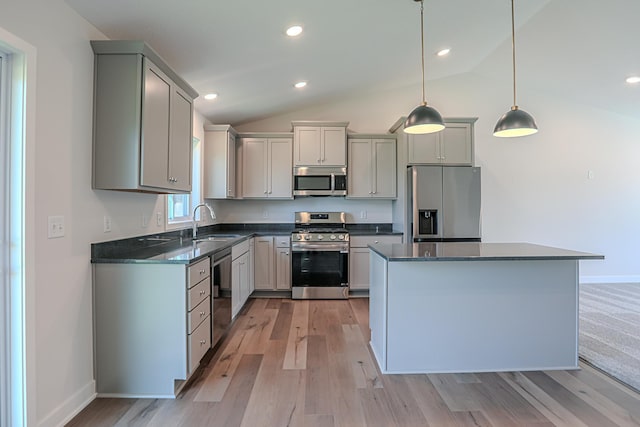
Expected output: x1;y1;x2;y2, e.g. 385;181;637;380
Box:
291;212;349;299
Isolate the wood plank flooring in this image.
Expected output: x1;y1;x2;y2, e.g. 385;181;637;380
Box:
67;298;640;427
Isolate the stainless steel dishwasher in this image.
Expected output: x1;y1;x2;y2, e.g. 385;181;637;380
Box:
211;247;231;349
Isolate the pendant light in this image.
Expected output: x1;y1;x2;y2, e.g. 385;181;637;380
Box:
404;0;444;134
494;0;538;137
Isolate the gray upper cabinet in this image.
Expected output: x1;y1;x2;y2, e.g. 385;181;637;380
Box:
407;118;477;166
239;133;293;199
347;134;397;199
203;125;237;199
292;121;348;167
91;40;197;193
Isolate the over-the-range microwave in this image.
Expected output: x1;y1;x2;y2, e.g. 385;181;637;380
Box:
293;166;347;196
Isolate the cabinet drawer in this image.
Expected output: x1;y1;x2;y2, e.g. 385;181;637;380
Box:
188;317;211;374
350;235;402;248
232;239;250;259
188;278;210;310
275;236;290;248
188;257;211;288
188;297;211;334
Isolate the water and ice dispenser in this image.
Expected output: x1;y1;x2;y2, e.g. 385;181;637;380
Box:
418;209;438;235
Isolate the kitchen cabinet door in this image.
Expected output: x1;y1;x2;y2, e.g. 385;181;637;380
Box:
294;127;321;166
203;125;237;199
349;248;370;290
440;123;472;165
140;60;171;189
372;138;396;198
168;87;193;192
241;137;268;198
268;138;293;198
320;126;347;166
407;132;439;164
275;247;291;290
254;237;274;290
347;138;372;197
231;256;241;318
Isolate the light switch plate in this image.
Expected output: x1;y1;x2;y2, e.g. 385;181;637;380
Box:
103;215;112;233
48;215;65;238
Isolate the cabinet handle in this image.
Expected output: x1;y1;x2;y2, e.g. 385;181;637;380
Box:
200;290;206;295
375;241;379;244
200;269;206;275
200;311;205;317
200;339;206;345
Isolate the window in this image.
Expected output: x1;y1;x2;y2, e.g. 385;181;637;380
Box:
167;136;201;225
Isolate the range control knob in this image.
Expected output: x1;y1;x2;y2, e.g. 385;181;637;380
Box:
296;235;302;240
317;235;324;240
305;235;311;240
330;235;337;240
338;235;345;240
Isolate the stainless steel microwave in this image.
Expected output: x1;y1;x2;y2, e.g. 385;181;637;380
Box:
293;166;347;196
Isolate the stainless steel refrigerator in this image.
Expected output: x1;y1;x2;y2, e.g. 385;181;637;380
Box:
408;165;481;241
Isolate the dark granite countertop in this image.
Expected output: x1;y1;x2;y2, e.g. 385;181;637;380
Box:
91;223;400;264
369;242;604;262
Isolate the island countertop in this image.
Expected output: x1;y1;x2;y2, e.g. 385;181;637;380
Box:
369;242;604;262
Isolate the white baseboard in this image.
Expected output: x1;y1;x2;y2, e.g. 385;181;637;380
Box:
38;380;96;427
580;275;640;284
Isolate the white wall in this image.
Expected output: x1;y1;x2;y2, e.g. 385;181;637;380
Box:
0;1;206;425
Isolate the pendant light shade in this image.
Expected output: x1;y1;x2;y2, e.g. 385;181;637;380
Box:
493;0;538;138
404;0;444;135
494;106;538;137
405;103;445;134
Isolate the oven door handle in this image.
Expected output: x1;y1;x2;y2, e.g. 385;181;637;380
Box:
291;244;349;252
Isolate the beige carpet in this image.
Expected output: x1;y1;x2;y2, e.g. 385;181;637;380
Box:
579;282;640;392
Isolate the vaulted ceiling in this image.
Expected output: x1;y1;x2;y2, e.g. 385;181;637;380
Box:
64;0;640;125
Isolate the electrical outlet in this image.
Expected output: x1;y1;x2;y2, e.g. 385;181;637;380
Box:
262;210;269;219
48;215;65;238
103;215;112;233
360;210;367;219
141;214;149;228
156;212;163;226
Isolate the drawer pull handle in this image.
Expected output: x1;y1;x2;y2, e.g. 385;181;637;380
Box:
200;269;206;275
200;339;206;345
200;290;206;295
200;311;205;317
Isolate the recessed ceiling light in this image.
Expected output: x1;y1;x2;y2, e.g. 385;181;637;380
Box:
294;81;307;89
286;25;303;37
436;48;451;57
204;93;218;100
625;76;640;84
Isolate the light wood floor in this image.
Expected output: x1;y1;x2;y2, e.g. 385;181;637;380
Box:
68;298;640;427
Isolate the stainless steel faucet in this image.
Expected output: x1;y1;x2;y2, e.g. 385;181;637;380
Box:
192;203;216;238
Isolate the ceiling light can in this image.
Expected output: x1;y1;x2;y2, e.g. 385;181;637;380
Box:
204;93;218;100
294;81;307;89
626;76;640;84
436;48;451;56
286;25;303;37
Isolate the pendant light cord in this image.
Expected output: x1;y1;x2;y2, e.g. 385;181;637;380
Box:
420;0;426;105
511;0;517;109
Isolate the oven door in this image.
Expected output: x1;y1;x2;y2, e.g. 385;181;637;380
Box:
291;245;349;293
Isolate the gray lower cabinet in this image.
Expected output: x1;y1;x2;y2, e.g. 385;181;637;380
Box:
349;235;402;291
93;257;211;397
91;41;197;193
254;236;291;291
231;240;251;319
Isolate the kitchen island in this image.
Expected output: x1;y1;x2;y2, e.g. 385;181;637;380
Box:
368;242;603;374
